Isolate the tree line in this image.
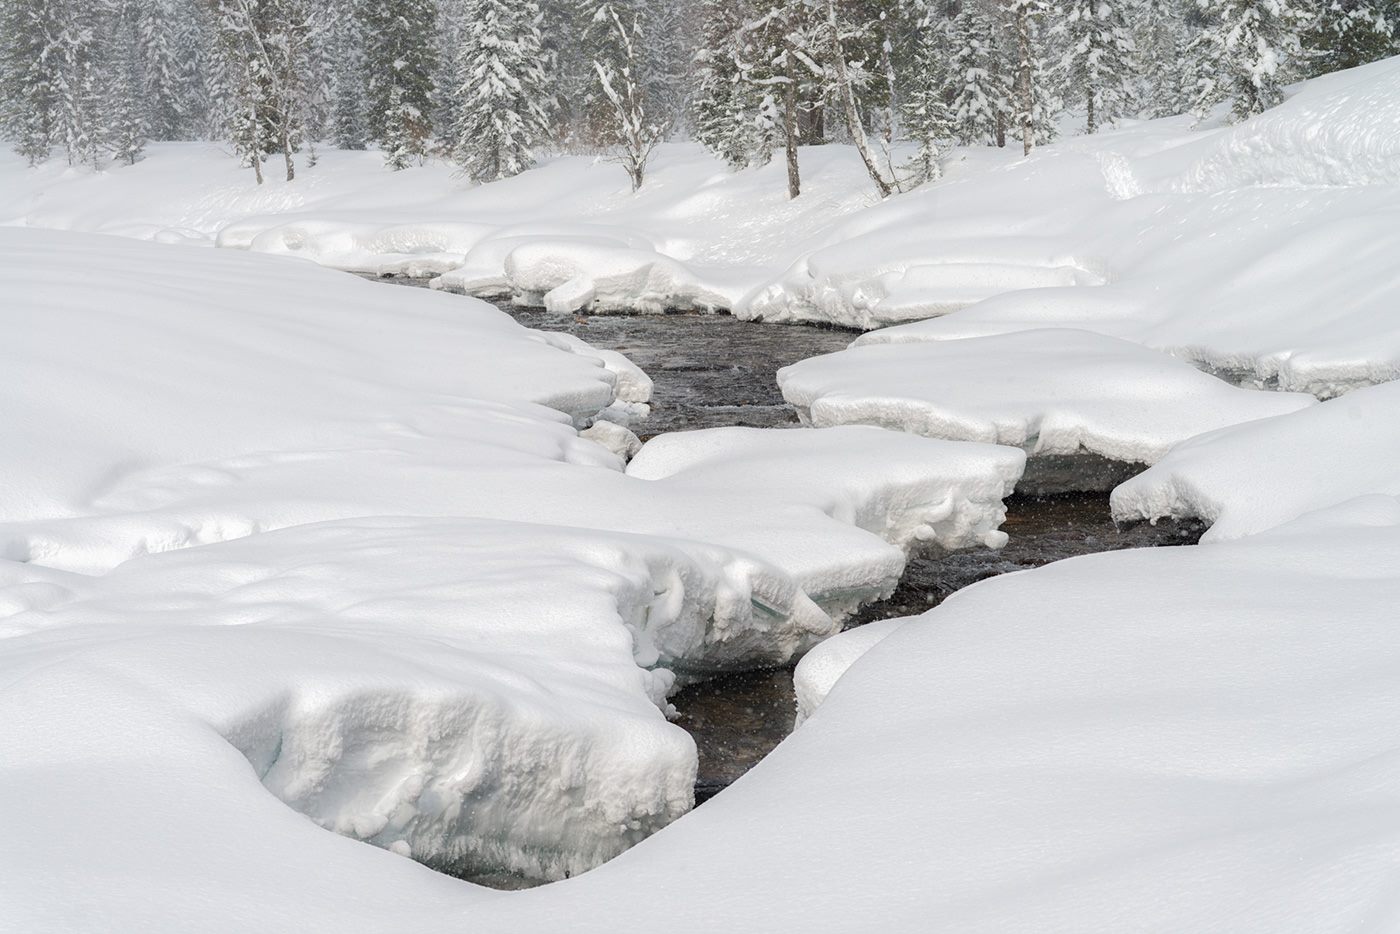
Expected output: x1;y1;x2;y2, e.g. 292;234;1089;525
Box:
1;0;1396;196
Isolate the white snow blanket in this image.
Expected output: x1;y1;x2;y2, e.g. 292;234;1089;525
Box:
491;495;1400;933
748;57;1400;398
0;142;886;314
791;616;909;726
1;228;1024;890
1112;378;1400;541
778;329;1315;467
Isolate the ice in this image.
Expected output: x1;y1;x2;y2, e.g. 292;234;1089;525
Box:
1112;379;1400;541
778;329;1315;471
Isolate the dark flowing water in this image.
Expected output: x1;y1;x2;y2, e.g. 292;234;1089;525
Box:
370;278;1202;842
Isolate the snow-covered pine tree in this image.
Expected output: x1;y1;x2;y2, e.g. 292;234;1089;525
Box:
692;0;766;167
901;4;955;184
1192;0;1313;121
638;0;698;134
948;0;1010;146
51;0;107;167
109;0;151;164
326;5;367;149
1054;0;1135;133
0;0;61;163
1305;0;1400;75
448;0;552;181
361;0;438;168
137;0;187;139
1004;0;1056;155
592;1;669;189
578;0;651;148
1131;0;1196;118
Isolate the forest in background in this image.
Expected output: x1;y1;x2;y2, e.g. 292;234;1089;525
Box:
1;0;1397;195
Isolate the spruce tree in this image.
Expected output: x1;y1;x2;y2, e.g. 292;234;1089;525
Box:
1305;0;1400;75
449;0;552;182
138;0;186;139
0;0;61;163
948;1;1010;146
361;0;438;168
1132;0;1196;118
902;8;955;184
692;0;764;167
109;0;151;164
1054;0;1135;133
1193;0;1313;121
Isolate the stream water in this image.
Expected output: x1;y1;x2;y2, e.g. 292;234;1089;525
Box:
371;279;1203;872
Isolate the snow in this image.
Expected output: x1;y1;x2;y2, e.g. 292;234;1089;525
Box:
779;329;1315;470
792;617;908;726
491;494;1400;933
5;50;1400;934
0;141;884;314
745;56;1400;398
1;227;1023;896
1112;378;1400;541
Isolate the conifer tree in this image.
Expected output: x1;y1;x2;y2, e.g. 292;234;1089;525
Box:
1193;0;1313;121
109;0;151;164
0;0;62;163
902;7;954;183
449;0;552;182
361;0;438;168
139;0;187;139
1305;0;1400;75
692;0;764;167
1132;0;1195;118
1054;0;1135;133
948;0;1010;146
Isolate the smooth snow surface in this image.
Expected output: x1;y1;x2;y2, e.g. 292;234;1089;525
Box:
792;617;908;726
1112;379;1400;541
779;329;1315;467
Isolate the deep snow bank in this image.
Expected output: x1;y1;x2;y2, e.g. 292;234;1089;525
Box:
779;329;1315;469
749;57;1400;398
490;494;1400;933
2;228;1027;890
1112;379;1400;541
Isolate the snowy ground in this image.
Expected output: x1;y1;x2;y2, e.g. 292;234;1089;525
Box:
5;54;1400;934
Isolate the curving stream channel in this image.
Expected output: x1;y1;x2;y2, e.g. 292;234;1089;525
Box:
372;278;1203;883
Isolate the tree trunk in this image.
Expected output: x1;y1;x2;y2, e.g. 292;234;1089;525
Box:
827;0;892;198
1015;5;1034;157
782;39;801;199
282;124;295;181
1086;91;1096;135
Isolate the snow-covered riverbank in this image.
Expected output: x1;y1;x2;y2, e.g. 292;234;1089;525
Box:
5;52;1400;934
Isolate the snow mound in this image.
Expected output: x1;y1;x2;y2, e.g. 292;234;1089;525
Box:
1112;378;1400;541
2;229;1032;892
778;329;1315;469
629;425;1025;554
792;617;908;726
492;494;1400;932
